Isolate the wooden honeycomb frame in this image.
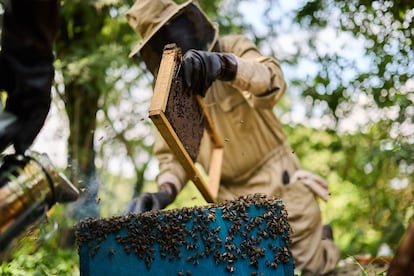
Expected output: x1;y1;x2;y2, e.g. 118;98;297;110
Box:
149;44;223;203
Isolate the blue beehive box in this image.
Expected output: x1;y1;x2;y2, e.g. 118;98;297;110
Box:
76;194;294;275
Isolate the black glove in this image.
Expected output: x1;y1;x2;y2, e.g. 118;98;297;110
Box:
182;50;237;97
125;183;177;213
0;0;59;154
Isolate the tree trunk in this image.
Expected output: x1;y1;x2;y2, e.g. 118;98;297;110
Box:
65;82;100;220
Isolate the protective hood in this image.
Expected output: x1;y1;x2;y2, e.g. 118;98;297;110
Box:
126;0;218;58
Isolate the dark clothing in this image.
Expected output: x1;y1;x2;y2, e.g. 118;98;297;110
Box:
0;0;59;153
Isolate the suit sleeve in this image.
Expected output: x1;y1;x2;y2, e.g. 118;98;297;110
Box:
220;35;287;109
153;131;188;193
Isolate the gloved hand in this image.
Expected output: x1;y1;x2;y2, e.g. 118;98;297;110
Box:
182;50;237;97
125;182;177;213
290;170;330;201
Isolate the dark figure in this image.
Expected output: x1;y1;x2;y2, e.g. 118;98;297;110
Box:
0;0;59;154
0;0;79;255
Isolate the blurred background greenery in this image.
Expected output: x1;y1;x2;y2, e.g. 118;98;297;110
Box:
1;0;413;274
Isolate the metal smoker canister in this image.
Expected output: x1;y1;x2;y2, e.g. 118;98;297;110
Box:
0;151;79;250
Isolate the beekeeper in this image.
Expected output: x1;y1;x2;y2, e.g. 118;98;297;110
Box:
126;0;340;274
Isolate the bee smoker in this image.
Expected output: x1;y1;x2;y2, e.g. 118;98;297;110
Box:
0;151;79;251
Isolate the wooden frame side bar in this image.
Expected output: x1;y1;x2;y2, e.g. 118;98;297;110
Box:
149;111;216;202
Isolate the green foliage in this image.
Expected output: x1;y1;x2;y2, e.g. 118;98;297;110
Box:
0;247;78;276
293;0;413;123
0;205;80;275
285;122;413;256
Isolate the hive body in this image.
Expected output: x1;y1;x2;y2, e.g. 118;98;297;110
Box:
77;194;294;275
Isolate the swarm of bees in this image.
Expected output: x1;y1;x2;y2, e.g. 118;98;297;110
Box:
76;193;293;275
